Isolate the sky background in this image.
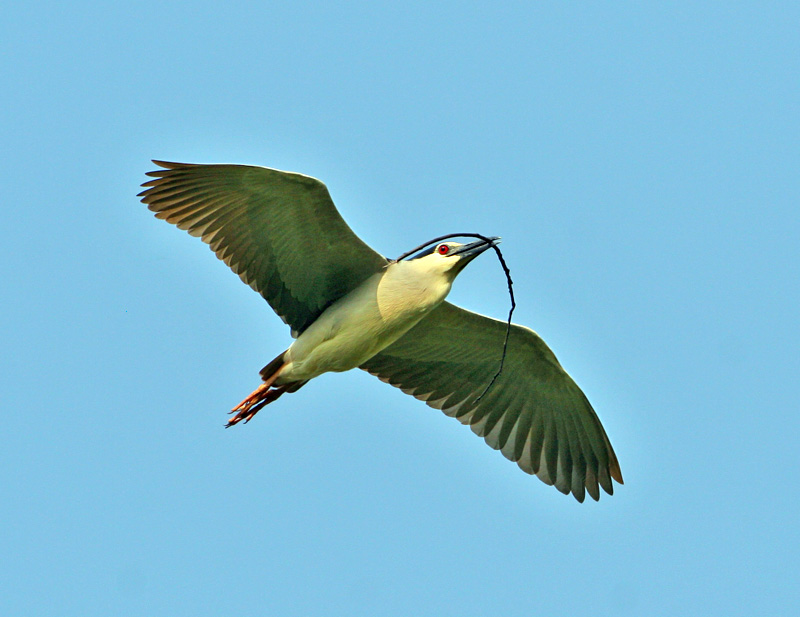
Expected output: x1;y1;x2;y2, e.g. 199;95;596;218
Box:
2;2;799;615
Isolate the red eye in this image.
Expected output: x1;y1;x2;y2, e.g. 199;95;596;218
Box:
437;244;449;255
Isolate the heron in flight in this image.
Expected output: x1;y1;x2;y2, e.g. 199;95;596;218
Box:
139;161;623;502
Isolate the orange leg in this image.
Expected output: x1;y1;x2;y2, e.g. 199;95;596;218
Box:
227;388;286;426
226;369;285;427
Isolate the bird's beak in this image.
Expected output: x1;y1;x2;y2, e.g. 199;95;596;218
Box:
450;236;501;273
452;236;501;258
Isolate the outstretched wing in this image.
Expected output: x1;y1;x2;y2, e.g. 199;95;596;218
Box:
140;161;388;335
360;302;623;502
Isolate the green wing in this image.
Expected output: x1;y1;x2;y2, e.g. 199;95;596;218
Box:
361;302;623;502
140;161;388;335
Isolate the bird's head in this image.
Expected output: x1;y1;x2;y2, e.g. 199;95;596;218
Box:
407;236;501;281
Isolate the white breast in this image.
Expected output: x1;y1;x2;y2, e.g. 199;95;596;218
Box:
277;260;453;383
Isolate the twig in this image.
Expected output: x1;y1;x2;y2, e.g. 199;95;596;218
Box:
396;233;515;402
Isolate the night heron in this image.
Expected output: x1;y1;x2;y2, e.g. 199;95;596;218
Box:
140;161;623;502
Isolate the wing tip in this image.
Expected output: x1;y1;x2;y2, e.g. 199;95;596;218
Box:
151;159;185;170
142;160;188;182
610;458;624;485
140;160;189;200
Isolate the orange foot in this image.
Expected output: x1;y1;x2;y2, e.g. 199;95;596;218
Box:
227;383;287;427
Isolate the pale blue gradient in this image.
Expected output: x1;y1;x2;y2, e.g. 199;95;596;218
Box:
2;2;798;615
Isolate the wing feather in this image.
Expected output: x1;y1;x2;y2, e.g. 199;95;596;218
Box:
361;301;623;501
140;161;388;335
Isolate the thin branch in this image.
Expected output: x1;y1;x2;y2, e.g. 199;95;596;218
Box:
396;233;515;402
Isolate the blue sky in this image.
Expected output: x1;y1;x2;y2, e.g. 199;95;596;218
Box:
2;2;798;615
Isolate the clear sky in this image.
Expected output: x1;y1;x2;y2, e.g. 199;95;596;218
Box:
2;2;798;615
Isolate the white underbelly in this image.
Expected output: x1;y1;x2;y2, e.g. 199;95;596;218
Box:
275;269;449;384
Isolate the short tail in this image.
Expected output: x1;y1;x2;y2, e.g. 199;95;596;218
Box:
259;351;287;381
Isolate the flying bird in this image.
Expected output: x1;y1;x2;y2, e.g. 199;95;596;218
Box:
139;161;623;502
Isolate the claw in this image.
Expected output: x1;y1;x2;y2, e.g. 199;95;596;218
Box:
227;381;288;427
231;383;270;413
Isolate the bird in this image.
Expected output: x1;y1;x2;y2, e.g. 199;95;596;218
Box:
139;160;623;502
